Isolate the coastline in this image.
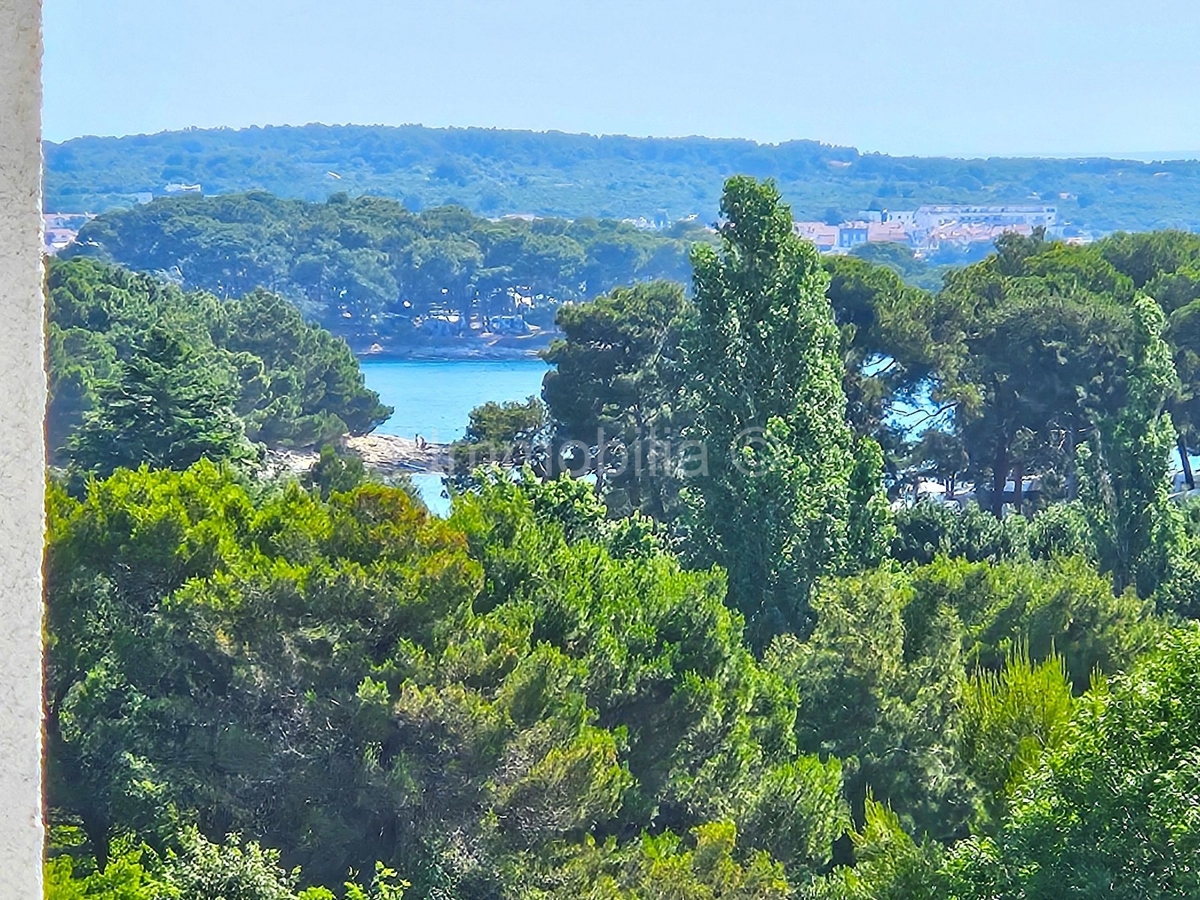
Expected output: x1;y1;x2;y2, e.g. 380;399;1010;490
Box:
353;331;556;362
265;433;453;477
357;346;544;361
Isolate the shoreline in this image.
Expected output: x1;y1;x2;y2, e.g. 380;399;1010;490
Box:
265;433;453;477
353;332;556;362
356;347;547;362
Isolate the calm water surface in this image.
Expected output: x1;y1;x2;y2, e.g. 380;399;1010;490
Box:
361;358;549;442
360;358;550;516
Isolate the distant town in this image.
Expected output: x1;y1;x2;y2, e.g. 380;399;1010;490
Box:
44;202;1085;262
790;204;1080;257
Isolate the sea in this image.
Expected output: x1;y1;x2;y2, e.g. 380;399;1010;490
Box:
360;358;549;515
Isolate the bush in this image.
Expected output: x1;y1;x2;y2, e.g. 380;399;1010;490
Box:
892;501;1096;567
163;829;301;900
944;626;1200;899
891;503;1028;565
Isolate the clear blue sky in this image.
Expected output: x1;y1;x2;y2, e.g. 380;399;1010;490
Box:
41;0;1200;158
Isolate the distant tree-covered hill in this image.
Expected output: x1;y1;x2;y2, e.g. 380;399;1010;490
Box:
44;123;1200;232
63;191;711;346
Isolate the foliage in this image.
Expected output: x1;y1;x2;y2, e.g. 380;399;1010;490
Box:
47;463;849;897
1167;296;1200;440
801;797;943;900
527;821;792;899
45;831;409;900
849;241;950;292
45;463;483;887
1097;229;1200;290
912;231;1200;541
45;837;168;900
906;554;1158;691
1079;295;1181;596
47;257;391;455
891;500;1095;566
769;551;1156;848
449;397;551;484
44;174;1200;900
64;191;711;344
933;233;1137;517
1154;497;1200;618
542;280;691;517
767;568;974;842
822;255;938;441
450;473;850;877
844;436;895;572
958;648;1074;826
161;829;304;900
45;123;1200;233
941;626;1200;899
340;863;410;900
67;326;257;478
681;177;857;646
303;443;369;499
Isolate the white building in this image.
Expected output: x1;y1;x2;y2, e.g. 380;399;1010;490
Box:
914;204;1057;232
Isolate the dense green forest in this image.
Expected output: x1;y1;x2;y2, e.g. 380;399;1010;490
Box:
46;257;391;459
45;122;1200;232
45;178;1200;898
63;192;711;346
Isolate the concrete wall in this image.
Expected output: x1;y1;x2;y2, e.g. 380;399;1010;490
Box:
0;0;45;894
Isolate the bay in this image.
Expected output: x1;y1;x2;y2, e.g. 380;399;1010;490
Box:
360;358;550;516
361;358;549;443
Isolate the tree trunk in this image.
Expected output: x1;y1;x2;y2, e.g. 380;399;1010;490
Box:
1013;458;1024;514
82;810;111;874
1066;424;1079;501
991;436;1010;518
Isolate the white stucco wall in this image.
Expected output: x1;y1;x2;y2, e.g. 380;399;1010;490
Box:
0;0;46;894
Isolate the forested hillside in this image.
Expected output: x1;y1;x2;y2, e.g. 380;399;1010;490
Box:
63;192;710;346
45;122;1200;232
45;178;1200;899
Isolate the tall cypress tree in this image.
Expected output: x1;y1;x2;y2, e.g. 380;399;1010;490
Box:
1080;295;1180;597
682;176;884;647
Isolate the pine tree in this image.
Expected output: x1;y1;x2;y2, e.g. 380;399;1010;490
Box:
68;325;257;477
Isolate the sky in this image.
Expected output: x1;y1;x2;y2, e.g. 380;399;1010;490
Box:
41;0;1200;158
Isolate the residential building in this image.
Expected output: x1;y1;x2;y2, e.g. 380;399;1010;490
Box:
924;222;1034;253
837;221;870;249
866;221;911;244
488;315;530;335
792;221;839;252
43;213;92;254
913;204;1057;232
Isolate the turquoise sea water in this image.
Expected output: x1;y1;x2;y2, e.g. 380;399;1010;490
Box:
360;358;549;515
361;358;549;443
